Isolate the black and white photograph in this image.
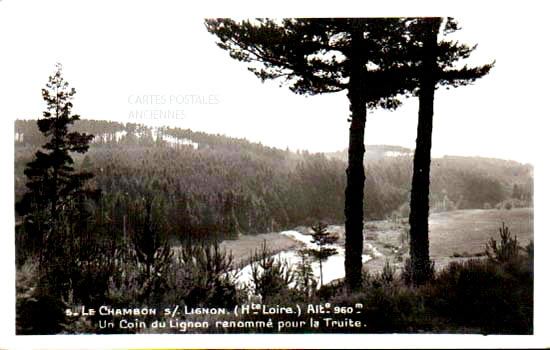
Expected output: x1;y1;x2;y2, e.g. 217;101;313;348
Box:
1;1;548;349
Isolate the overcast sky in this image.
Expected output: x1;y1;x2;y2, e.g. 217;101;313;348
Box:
1;1;548;165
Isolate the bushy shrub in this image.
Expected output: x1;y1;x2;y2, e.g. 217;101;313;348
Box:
424;254;532;334
17;288;68;335
293;250;317;300
401;258;435;286
70;243;121;306
316;277;346;302
379;259;396;285
426;259;499;323
16;260;67;335
421;228;533;334
327;283;430;333
248;241;294;303
166;242;238;309
485;223;520;264
106;242;172;304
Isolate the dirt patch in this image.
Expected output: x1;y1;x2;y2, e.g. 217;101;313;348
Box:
219;232;302;267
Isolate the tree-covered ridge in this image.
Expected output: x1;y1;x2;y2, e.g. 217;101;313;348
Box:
15;118;532;244
326;145;413;162
15;119;290;162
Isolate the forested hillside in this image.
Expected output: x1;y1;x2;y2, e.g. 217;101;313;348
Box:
15;119;533;245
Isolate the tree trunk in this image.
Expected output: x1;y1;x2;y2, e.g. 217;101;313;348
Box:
409;18;440;286
344;20;367;291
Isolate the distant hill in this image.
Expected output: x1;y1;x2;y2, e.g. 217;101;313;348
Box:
326;145;413;162
15;119;533;241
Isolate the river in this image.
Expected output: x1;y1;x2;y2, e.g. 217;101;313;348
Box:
235;230;382;289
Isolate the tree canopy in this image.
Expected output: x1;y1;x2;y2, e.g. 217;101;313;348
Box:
206;18;421;108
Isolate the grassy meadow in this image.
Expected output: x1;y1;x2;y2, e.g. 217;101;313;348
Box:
362;207;533;273
219;207;533;275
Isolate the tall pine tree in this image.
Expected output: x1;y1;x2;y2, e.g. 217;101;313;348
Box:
303;222;338;287
405;18;494;285
205;18;413;290
16;63;98;268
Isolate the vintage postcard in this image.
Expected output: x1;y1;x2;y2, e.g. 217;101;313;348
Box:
2;1;548;349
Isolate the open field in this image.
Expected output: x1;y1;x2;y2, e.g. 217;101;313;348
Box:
429;208;533;255
365;207;534;272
